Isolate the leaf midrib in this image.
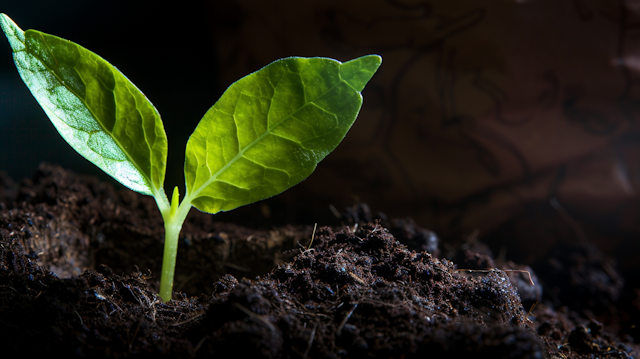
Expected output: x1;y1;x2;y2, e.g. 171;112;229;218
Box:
188;73;347;201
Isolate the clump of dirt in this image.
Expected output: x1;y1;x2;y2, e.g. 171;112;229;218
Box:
0;163;637;358
194;224;541;357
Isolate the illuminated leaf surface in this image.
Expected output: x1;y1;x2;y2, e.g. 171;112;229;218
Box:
185;55;381;213
0;14;167;196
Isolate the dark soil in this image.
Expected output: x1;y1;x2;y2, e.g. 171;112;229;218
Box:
0;163;638;358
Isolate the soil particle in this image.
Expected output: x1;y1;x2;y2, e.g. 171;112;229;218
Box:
0;163;637;358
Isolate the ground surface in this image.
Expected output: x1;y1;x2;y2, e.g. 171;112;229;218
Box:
0;163;637;358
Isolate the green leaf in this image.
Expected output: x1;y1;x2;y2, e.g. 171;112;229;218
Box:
0;14;167;196
184;55;381;213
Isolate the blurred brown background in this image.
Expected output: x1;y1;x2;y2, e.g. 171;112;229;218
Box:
2;1;640;269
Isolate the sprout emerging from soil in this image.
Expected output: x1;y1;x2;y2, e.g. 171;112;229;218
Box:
0;13;381;302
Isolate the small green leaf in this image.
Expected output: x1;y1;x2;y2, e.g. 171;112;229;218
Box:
185;55;381;213
0;14;167;196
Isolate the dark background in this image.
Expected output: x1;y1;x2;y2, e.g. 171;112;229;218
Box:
1;1;223;196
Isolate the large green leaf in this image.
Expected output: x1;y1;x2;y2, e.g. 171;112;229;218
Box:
184;55;381;213
0;14;167;196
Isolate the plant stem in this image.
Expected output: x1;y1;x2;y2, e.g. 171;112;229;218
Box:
158;187;191;302
159;216;182;302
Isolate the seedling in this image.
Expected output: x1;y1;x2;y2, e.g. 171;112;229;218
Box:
0;14;381;302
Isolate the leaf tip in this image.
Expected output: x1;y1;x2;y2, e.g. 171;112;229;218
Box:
340;54;382;92
0;13;25;49
1;13;15;32
0;13;12;33
357;54;382;68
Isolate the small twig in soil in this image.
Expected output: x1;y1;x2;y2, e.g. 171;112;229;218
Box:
336;303;358;336
73;309;83;326
128;321;141;353
124;284;160;322
504;269;535;286
366;223;381;240
194;335;209;352
124;284;141;305
306;223;318;251
1;283;19;294
107;299;123;315
526;301;538;323
348;271;367;285
232;302;276;332
170;309;206;326
303;322;318;359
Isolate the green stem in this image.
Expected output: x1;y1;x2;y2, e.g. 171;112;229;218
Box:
158;186;191;302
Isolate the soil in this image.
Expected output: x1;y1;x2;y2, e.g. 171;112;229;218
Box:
0;163;638;358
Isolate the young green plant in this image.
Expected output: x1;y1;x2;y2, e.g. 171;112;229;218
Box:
0;14;381;302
